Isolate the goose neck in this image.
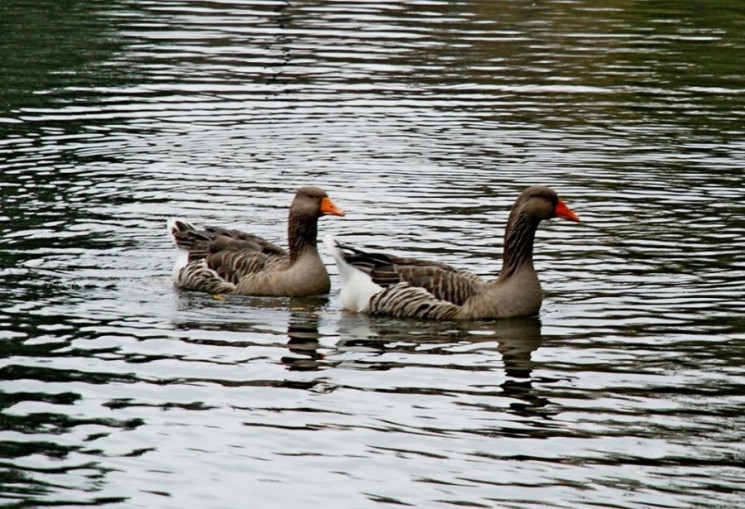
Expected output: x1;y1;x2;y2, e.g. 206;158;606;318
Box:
288;212;318;261
501;212;539;278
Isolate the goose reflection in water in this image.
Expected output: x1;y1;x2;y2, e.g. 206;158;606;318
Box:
491;317;555;419
171;289;556;420
281;311;326;372
333;314;556;419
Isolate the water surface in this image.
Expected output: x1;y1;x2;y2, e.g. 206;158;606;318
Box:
1;0;744;507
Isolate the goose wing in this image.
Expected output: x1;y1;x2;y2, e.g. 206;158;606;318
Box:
203;234;288;285
338;243;484;306
171;222;286;262
170;221;288;293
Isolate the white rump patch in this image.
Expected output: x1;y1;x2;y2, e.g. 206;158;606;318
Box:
324;235;382;313
167;217;193;277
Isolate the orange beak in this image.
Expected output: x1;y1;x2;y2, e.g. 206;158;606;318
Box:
320;196;345;217
554;198;580;222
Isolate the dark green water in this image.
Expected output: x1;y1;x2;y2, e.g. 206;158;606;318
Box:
1;1;744;507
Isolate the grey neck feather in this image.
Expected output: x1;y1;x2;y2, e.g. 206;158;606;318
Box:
500;209;540;279
288;211;318;262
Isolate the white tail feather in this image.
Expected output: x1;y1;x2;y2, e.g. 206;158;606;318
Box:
324;235;382;313
167;218;194;277
167;218;196;244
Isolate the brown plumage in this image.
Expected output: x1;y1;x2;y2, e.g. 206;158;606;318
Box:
326;186;579;320
169;187;344;296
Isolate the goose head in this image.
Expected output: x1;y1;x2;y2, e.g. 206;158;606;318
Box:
291;186;345;220
511;186;580;223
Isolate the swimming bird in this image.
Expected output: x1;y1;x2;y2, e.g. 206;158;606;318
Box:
325;186;579;319
169;186;344;296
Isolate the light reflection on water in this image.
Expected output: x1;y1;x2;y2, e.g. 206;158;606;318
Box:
1;0;744;507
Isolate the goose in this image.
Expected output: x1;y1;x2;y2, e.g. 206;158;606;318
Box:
325;186;579;320
169;187;344;296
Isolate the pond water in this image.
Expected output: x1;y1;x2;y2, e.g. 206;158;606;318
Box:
1;1;744;507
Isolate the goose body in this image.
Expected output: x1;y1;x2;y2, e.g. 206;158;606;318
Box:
325;186;579;320
169;187;344;296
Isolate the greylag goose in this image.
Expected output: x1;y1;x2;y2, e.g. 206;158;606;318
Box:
325;186;579;320
169;187;344;296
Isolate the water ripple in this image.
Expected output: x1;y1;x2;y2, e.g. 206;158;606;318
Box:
1;0;744;507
